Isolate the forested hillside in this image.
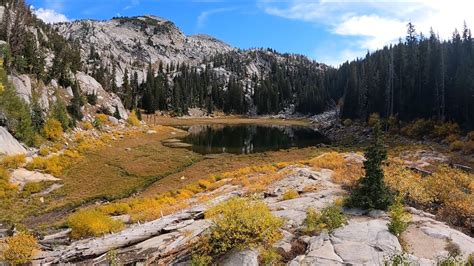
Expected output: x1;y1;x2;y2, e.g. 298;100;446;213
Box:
334;23;474;129
138;50;330;116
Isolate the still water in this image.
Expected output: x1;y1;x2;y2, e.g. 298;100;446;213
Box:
173;124;328;155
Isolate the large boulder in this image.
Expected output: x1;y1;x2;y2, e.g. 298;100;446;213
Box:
75;72;128;120
220;249;258;266
0;127;27;156
9;74;32;104
330;219;401;264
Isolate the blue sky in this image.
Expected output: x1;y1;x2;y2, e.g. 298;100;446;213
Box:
28;0;474;66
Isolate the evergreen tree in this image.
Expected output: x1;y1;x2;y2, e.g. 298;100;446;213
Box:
347;122;393;210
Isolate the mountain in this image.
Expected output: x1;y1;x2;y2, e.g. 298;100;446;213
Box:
53;16;331;115
53;15;235;86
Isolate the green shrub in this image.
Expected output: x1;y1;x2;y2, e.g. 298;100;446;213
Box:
67;209;124;239
388;196;411;236
0;64;36;146
193;197;283;261
303;205;347;234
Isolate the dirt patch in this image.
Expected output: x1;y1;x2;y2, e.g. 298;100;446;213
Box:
401;223;447;259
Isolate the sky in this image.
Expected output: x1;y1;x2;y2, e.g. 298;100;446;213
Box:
28;0;474;66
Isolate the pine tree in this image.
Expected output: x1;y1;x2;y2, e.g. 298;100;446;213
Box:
347;122;393;210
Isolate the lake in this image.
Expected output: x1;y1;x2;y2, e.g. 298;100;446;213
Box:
166;124;328;155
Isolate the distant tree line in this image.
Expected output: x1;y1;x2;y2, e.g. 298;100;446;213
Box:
334;23;474;129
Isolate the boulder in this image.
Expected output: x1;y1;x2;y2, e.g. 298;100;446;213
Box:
0;127;27;156
108;116;119;125
9;74;32;104
10;168;60;189
330;219;401;264
220;249;258;266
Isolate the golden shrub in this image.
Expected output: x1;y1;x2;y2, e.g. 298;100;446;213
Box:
387;115;399;132
43;118;64;141
38;146;50;156
309;152;364;189
98;203;131;216
0;154;26;169
82;121;93;130
68;209;124;239
444;134;459;144
0;232;38;265
467;131;474;141
303;205;347;234
196;198;283;259
343;118;353;127
282;189;299;200
26;156;66;176
449;140;464;151
463;141;474;155
127;110;140;127
368;113;380;127
400;119;434;139
433;122;460;139
0;167;16;198
96;113;108;123
309;152;345;170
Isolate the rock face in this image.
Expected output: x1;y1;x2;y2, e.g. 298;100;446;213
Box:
54;16;234;86
75;72;128;119
0;127;27;156
53;16;326;114
9;74;32;104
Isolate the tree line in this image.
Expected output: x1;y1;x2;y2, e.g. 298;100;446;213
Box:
335;23;474;129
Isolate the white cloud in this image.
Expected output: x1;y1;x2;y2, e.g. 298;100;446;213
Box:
261;0;474;62
197;8;234;29
33;7;69;23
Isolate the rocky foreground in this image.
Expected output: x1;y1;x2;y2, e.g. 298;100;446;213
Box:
33;154;474;265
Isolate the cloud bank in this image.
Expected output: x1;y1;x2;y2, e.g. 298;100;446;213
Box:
261;0;474;65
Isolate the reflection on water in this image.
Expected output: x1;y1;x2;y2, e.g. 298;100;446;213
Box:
177;124;328;155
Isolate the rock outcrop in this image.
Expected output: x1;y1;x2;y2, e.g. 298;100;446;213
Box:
75;72;128;120
9;74;32;104
0;127;27;156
